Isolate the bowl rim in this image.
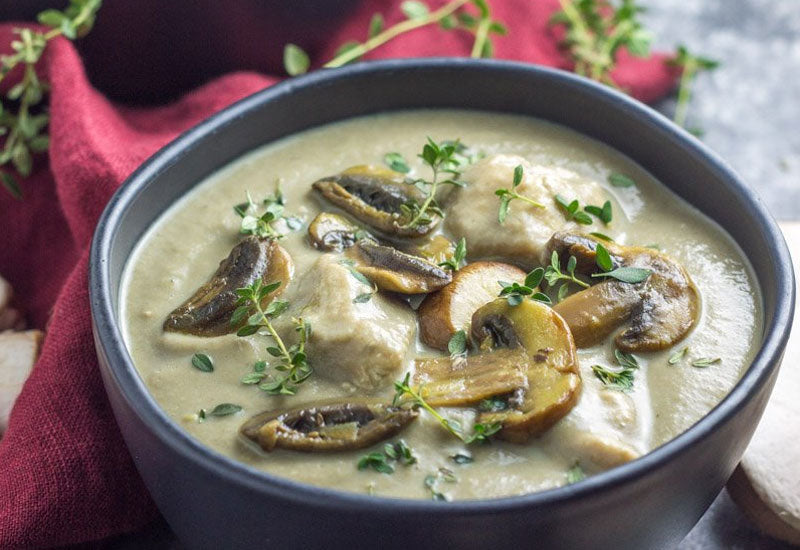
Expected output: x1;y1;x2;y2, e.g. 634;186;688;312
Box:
89;57;795;514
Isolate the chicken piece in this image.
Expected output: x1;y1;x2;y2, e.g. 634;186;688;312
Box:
0;330;43;435
445;155;608;268
286;254;416;391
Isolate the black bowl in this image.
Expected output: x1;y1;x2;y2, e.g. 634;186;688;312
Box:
89;59;795;550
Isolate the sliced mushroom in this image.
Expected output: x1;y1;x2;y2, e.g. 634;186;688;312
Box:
307;212;364;252
413;347;529;407
240;399;418;452
164;237;293;336
350;240;451;294
471;299;581;443
548;232;700;352
418;261;526;350
312;165;439;237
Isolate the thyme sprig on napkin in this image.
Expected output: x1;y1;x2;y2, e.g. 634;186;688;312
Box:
0;0;102;198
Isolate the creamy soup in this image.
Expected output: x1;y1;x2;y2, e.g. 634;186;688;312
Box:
120;110;762;500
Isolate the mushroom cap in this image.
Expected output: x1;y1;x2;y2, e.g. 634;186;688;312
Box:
470;299;582;443
548;232;700;352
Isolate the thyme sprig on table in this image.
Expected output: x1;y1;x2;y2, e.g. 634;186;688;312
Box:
233;280;313;396
393;373;501;444
283;0;507;76
0;0;102;198
549;0;652;87
669;45;719;130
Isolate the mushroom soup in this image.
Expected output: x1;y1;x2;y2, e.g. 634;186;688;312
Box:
120;110;762;500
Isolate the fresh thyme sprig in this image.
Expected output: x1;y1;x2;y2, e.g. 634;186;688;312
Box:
498;266;552;306
339;258;378;303
591;349;640;390
233;280;313;395
591;242;651;284
401;138;467;228
438;237;467;271
555;195;593;225
233;189;288;239
424;467;458;501
283;0;506;76
393;373;501;444
496;164;545;223
669;45;719;131
357;440;417;474
544;250;590;302
0;0;102;198
549;0;652;87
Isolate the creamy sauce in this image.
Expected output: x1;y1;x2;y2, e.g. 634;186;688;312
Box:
120;110;762;500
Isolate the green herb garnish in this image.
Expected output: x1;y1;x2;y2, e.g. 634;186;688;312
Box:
589;231;614;242
401;138;467;228
555;195;593;225
584;200;613;225
358;452;395;474
608;173;636;188
592;244;652;284
384;152;411;173
191;353;214;373
199;403;243;420
358;441;417;475
450;452;474;464
594;242;614;272
393;373;501;444
234;189;286;239
447;330;468;357
544;251;590;301
232;280;312;395
566;462;585;484
692;357;721;368
339;258;378;303
498;267;551;306
424;467;458;501
479;396;508;412
439;237;467;271
495;164;546;223
591;349;640;391
668;346;688;365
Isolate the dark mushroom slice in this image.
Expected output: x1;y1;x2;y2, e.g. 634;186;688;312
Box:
547;232;700;352
471;299;581;443
350;240;452;294
163;237;293;336
307;212;365;252
413;347;529;408
240;399;418;452
312;165;439;237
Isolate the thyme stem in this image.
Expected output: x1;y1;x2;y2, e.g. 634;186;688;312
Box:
325;0;471;68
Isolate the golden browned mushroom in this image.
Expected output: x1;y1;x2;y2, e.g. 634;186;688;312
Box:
547;232;700;352
307;212;364;252
240;399;418;452
470;299;582;443
418;261;526;351
350;240;451;294
312;165;439;237
164;237;293;336
413;348;529;408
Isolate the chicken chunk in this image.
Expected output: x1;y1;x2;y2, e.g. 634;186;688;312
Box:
445;154;608;267
285;254;415;391
0;330;43;435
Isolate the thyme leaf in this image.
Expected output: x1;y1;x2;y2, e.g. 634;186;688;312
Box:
495;164;545;223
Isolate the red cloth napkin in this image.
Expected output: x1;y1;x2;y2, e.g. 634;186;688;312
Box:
0;1;677;547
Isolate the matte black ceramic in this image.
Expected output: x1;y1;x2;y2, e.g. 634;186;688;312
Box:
89;59;795;550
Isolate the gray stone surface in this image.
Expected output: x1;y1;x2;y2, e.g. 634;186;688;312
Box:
646;0;800;221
